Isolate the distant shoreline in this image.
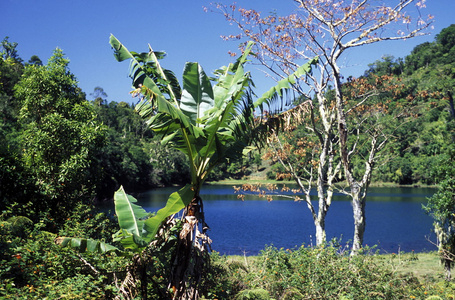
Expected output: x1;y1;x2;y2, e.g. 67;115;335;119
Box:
206;178;437;189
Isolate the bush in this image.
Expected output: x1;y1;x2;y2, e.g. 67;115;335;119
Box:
0;207;128;299
199;252;246;299
235;288;270;300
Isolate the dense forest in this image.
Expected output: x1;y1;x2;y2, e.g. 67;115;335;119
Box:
365;24;455;185
0;23;454;299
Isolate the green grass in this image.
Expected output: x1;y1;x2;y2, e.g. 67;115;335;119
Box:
378;251;445;280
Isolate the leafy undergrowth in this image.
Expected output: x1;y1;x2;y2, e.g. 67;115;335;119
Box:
0;206;129;299
202;246;455;300
2;211;454;300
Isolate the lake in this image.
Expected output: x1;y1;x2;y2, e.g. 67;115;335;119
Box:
136;184;438;255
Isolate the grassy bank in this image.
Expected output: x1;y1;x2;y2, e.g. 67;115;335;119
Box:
226;250;446;281
203;247;453;300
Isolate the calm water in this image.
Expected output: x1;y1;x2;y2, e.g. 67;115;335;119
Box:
136;185;437;255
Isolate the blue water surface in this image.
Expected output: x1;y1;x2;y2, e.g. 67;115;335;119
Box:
136;185;437;255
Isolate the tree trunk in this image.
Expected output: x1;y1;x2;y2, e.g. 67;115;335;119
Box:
445;259;452;281
312;128;338;246
169;195;211;300
351;185;366;254
448;91;455;120
314;216;326;246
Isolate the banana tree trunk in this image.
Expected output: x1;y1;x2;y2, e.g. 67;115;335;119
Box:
169;195;211;300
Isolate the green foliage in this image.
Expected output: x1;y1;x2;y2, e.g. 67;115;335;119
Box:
91;99;190;199
1;23;455;298
5;216;33;238
0;208;128;299
110;35;318;298
52;187;191;298
56;236;119;255
111;185;191;252
0;38;24;122
112;186;151;249
235;288;271;300
6;48;107;225
423;145;455;279
111;35;317;193
365;55;404;77
1;37;22;62
348;24;455;186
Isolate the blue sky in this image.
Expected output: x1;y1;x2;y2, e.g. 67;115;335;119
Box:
1;0;454;104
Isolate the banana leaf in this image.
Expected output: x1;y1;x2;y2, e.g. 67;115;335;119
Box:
55;236;119;254
143;184;193;242
180;62;214;125
113;185;193;250
110;34;167;105
114;186;148;237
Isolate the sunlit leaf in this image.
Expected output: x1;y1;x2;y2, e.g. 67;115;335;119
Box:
143;184;193;242
114;186;148;237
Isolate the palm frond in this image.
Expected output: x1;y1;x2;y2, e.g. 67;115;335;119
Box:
110;35;167;106
254;57;318;113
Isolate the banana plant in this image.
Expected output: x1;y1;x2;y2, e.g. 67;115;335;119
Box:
56;185;193;299
56;185;192;254
112;185;194;252
110;34;317;299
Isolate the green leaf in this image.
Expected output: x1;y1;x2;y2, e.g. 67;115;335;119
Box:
143;184;193;242
56;237;119;254
111;229;145;252
109;34;167;104
109;35;134;62
180;62;214;125
114;186;148;237
254;56;318;111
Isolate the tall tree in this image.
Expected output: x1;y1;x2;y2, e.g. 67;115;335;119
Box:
0;37;22;63
14;49;106;225
90;86;108;106
26;55;43;66
219;0;432;252
0;37;24;122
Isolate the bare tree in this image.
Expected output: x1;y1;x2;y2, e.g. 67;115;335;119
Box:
218;0;432;252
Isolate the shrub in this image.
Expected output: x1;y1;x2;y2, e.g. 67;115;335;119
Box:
0;207;128;299
6;216;33;238
235;288;270;300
